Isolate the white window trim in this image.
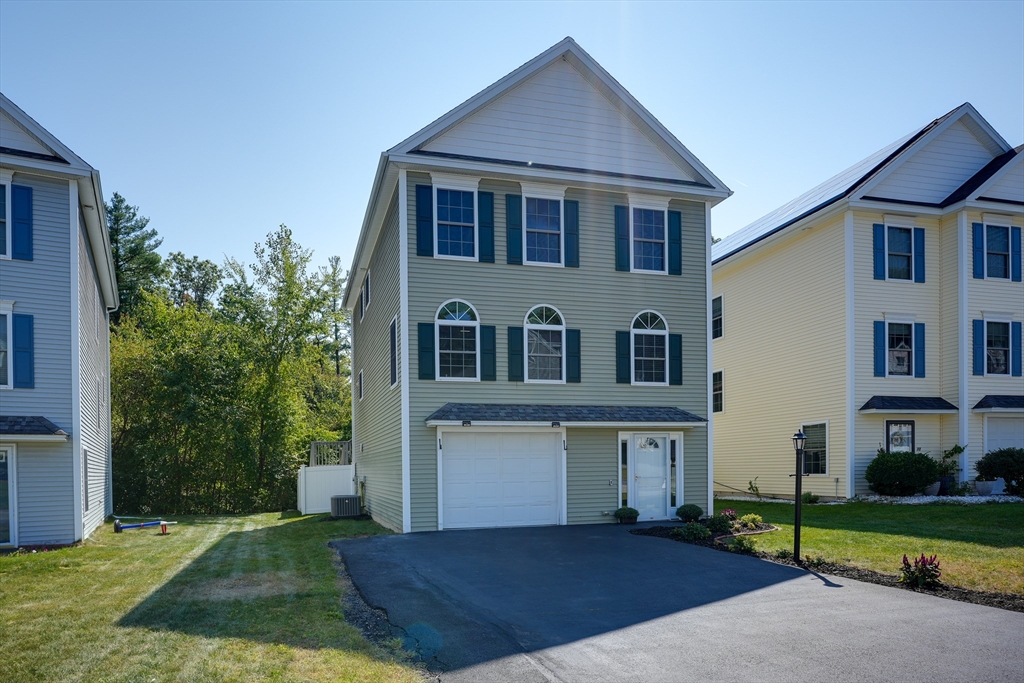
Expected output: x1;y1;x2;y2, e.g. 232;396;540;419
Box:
630;309;669;387
435;299;481;382
363;271;371;311
981;220;1012;280
982;313;1013;377
0;171;12;260
358;369;364;401
800;420;830;477
884;317;917;378
628;195;670;275
883;218;916;282
712;369;724;413
524;304;567;384
0;443;17;546
521;183;567;268
0;300;13;390
711;294;723;340
431;173;480;262
390;316;399;389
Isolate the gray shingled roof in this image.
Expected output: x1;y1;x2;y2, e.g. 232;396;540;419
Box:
0;416;69;436
426;403;706;424
859;396;958;412
973;395;1024;410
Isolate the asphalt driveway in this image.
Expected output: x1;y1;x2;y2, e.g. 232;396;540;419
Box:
333;524;1023;682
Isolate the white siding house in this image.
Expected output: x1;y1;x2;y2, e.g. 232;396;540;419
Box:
0;94;118;546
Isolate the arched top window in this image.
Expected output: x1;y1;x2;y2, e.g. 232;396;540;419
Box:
525;305;565;383
632;310;667;331
525;305;563;327
437;300;478;322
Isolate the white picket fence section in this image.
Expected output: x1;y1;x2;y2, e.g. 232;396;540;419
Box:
297;464;356;514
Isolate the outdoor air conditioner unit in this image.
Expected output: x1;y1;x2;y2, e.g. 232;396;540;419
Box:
331;495;361;518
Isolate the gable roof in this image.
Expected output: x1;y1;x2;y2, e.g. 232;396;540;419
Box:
712;103;1017;265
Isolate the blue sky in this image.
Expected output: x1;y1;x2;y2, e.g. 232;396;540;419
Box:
2;1;1021;274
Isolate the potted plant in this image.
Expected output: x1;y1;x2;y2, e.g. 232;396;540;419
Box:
974;473;998;496
936;445;963;496
614;506;640;524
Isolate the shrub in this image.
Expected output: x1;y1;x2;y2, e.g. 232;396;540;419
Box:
865;448;939;496
729;536;756;554
614;506;639;521
975;448;1024;496
947;481;974;497
899;553;942;588
676;504;704;523
747;477;762;500
705;514;734;534
804;556;828;568
721;508;737;520
672;522;711;542
801;492;820;505
937;444;964;478
774;548;794;561
739;513;762;529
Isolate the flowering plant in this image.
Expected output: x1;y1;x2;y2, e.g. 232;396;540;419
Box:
899;554;942;588
721;508;737;520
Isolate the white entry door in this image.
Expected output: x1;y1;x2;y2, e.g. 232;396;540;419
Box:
0;445;15;546
631;435;668;521
441;430;561;529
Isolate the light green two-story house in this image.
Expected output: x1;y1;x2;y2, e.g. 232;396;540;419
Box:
345;38;731;533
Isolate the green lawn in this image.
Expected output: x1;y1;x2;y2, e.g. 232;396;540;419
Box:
715;500;1024;595
0;513;421;683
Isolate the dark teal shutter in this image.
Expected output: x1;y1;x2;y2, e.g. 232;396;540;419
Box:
416;185;433;257
913;228;925;283
972;319;984;375
872;224;885;280
508;327;524;381
480;325;496;381
614;206;629;272
668;211;682;276
668;333;682;385
506;194;522;265
12;314;33;388
1012;226;1022;282
1012;321;1022;378
564;200;580;268
914;322;925;378
478;192;494;263
566;329;581;383
417;322;435;380
873;321;885;377
615;331;630;383
11;185;32;261
972;223;984;278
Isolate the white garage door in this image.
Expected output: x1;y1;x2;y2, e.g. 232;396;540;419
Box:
988;416;1024;451
441;430;561;530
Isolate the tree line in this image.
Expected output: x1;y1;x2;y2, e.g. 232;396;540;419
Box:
108;193;351;514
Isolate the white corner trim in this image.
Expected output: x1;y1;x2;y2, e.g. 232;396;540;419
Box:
957;210;969;479
399;169;412;534
844;210;856;498
429;172;480;191
70;179;83;542
705;202;714;514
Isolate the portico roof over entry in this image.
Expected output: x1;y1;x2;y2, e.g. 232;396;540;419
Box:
425;403;706;428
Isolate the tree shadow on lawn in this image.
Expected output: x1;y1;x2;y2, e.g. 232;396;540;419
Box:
118;516;385;652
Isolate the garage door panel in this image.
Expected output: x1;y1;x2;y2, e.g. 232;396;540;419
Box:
988;417;1023;450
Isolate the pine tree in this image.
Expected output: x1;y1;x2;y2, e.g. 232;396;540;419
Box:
106;192;164;324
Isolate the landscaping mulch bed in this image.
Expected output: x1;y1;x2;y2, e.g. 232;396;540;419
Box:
631;525;1024;613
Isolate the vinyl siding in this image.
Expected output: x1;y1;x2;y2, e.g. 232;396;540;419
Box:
407;171;709;531
351;195;404;532
12;441;75;544
939;212;961;452
0;110;52;157
979;161;1023;203
711;214;848;499
869;121;996;204
566;428;618;524
421;59;698;184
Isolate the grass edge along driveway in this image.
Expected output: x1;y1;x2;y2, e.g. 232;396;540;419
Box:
0;513;422;683
714;499;1024;595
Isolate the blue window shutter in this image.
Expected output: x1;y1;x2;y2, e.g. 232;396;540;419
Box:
913;228;925;283
416;185;433;257
872;224;885;280
668;211;682;276
508;327;524;381
12;314;34;388
11;185;32;261
505;195;522;265
480;325;496;381
615;206;629;272
914;322;925;378
1012;321;1022;378
616;331;630;383
564;200;580;268
972;223;984;279
417;323;435;380
566;329;581;383
668;333;682;385
873;321;885;377
478;192;494;263
972;319;985;376
1011;226;1022;282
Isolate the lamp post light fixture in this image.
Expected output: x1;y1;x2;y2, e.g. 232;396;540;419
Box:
792;431;807;563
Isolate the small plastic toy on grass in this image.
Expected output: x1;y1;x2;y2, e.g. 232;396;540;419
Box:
114;518;178;535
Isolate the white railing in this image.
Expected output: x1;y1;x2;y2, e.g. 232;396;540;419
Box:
310;440;351;467
297;464;356;515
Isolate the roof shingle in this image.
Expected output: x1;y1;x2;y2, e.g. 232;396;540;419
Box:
425;403;706;424
973;395;1024;410
0;416;69;436
859;396;958;412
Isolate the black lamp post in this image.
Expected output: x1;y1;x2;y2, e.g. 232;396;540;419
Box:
792;431;806;563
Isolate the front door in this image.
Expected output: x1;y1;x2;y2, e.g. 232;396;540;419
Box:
0;445;13;546
631;435;668;520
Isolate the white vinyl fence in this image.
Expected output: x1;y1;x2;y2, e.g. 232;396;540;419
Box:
297;464;356;514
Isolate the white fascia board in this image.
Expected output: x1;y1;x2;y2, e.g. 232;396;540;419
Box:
344;154;397;311
78;171;118;311
858;409;959;415
0;434;70;442
0;93;93;171
426;420;705;428
969;151;1024;202
0;154;90;180
973;407;1024;414
847;199;947;215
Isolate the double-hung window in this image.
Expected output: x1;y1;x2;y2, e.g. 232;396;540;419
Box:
712;296;723;339
887;322;913;376
389;317;398;387
886;225;913;280
631;207;667;273
357;369;364;401
0;176;8;258
802;422;827;475
522;183;565;266
986;225;1010;279
986;321;1010;375
525;305;565;382
436;300;479;380
0;302;11;389
631;311;668;385
433;174;479;260
712;371;723;412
